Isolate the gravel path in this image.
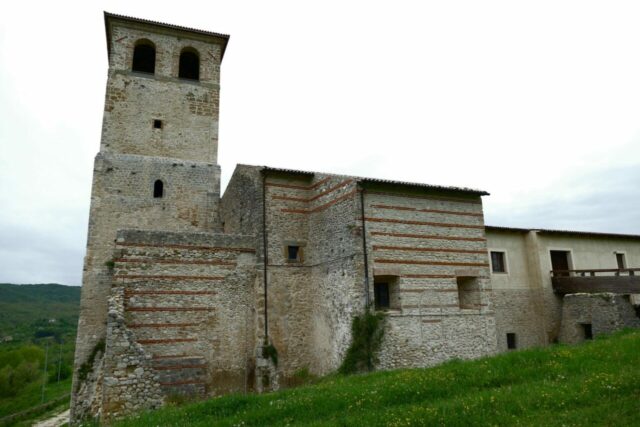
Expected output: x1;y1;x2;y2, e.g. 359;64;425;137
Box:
32;409;70;427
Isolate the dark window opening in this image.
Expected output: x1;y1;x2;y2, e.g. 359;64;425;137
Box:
581;323;593;340
153;180;164;198
179;49;200;80
491;251;506;273
153;119;162;129
506;333;517;350
374;282;390;310
550;250;571;277
287;245;300;261
132;41;156;74
616;253;626;269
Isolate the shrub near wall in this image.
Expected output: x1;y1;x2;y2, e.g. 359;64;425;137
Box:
339;311;385;375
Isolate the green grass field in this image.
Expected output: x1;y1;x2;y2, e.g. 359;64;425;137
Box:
117;330;640;427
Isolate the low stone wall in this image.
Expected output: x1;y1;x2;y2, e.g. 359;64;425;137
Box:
82;229;258;420
558;293;640;344
101;286;164;420
493;289;547;351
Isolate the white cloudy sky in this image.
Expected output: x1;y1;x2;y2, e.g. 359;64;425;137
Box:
1;1;639;285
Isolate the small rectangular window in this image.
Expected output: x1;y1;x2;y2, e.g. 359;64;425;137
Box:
153;119;163;129
506;333;517;350
490;251;506;273
374;282;390;310
616;253;626;269
287;245;300;261
581;323;593;340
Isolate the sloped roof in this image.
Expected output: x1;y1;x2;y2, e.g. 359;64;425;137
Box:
486;225;640;240
104;12;230;60
260;165;489;196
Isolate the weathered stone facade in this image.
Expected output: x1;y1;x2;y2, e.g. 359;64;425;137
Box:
558;293;640;344
72;12;640;423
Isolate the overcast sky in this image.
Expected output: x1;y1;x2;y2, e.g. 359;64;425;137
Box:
1;1;639;285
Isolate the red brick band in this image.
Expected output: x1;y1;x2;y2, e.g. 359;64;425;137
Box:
124;291;216;296
401;274;456;279
159;380;206;386
153;364;204;371
308;179;354;202
282;189;357;214
116;258;236;266
403;304;459;309
128;323;200;328
115;242;255;253
276;179;354;203
373;245;486;254
370;204;483;217
152;354;191;360
366;190;482;205
460;304;488;308
375;259;489;267
272;195;309;202
138;338;197;344
127;307;210;312
115;275;224;281
364;217;484;229
371;231;486;242
265;176;331;191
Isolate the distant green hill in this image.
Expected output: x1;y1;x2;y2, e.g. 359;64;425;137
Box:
0;284;80;344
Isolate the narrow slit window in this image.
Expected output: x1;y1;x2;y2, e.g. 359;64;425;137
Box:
132;41;156;74
287;245;300;261
153;180;164;198
179;48;200;80
374;282;390;310
153;119;162;129
616;253;626;269
581;323;593;340
506;333;517;350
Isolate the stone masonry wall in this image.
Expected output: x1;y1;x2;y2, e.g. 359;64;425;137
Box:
222;166;499;379
103;20;224;163
262;172;315;382
110;229;257;402
73;16;226;419
492;289;547;350
74;153;220;392
100;286;164;421
307;176;364;375
363;187;497;368
558;293;640;344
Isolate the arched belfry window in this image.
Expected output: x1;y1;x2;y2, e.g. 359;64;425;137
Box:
132;40;156;74
179;48;200;80
153;180;164;198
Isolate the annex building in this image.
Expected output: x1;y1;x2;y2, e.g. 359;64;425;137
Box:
71;13;640;422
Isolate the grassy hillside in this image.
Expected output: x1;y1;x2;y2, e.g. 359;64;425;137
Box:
0;283;80;343
117;330;640;427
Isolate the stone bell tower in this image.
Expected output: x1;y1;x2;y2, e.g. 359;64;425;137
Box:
72;12;229;420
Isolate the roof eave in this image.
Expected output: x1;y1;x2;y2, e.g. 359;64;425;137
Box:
104;11;230;64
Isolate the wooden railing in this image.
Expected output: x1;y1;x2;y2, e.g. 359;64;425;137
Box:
550;268;639;278
550;268;640;294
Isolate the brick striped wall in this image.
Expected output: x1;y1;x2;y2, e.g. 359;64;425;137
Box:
107;230;257;399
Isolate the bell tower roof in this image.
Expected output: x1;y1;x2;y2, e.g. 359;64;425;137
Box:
104;12;230;63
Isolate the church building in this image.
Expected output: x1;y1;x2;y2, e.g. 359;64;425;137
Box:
71;13;640;422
